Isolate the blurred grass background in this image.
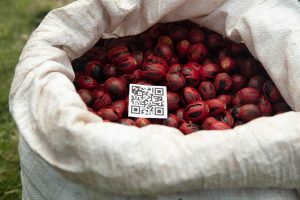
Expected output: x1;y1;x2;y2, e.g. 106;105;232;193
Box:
0;0;73;199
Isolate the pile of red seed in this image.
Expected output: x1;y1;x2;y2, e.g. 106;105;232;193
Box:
72;20;291;134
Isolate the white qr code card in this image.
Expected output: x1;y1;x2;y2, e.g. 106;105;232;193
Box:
128;84;168;119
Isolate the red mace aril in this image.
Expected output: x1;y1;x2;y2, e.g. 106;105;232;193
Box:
184;62;201;72
165;72;186;91
77;89;94;106
206;99;226;116
91;88;105;99
97;107;120;122
104;77;127;100
103;64;118;78
181;87;202;107
181;65;200;86
175;108;185;120
219;110;234;127
85;61;103;81
143;50;155;59
84;47;107;63
208;121;231;130
135;118;151;127
169;25;188;41
272;102;291;114
248;75;265;93
167;91;181;112
231;74;247;92
230;43;248;55
217;94;232;107
183;100;209;122
77;75;98;90
168;63;182;73
187;43;207;63
154;42;173;61
132;50;144;66
139;33;154;51
219;56;236;73
262;80;282;103
232;104;262;122
117;55;138;74
214;73;232;93
93;93;112;111
119;118;135;126
113;100;128;118
162;114;180;128
176;40;190;58
140;62;166;82
198;81;216;100
258;95;272;116
179;121;200;135
107;46;130;63
232;87;260;106
188;27;205;43
202;117;218;130
199;63;220;80
158;35;174;49
236;57;257;78
207;33;224;51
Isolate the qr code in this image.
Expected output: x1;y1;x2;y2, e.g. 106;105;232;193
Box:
128;84;168;119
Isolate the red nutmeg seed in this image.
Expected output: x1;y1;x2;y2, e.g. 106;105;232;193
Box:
168;63;182;73
132;50;144;66
217;94;232;108
181;87;202;107
214;73;232;93
165;72;186;91
230;43;248;55
162;114;180;128
188;28;205;44
167;91;181;112
272;102;291;114
175;108;185;120
119;118;135;126
198;81;216;100
104;77;127;100
208;121;230;130
236;57;257;78
184;62;201;72
263;80;282;103
231;74;247;92
248;75;265;93
154;42;173;61
77;75;98;90
113;100;128;118
219;110;234;127
181;65;200;86
135;118;151;127
183;100;209;122
103;64;118;78
176;40;190;58
107;46;130;63
140;62;166;82
158;35;174;49
117;55;138;74
85;61;103;81
169;25;188;41
206;99;226;116
93;93;112;111
202;117;218;130
97;107;120;122
187;43;207;63
77;89;94;106
144;55;168;68
199;63;220;80
232;87;260;106
232;104;262;122
219;57;236;73
258;95;272;116
179;121;200;135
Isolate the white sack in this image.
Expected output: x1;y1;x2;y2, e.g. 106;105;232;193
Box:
9;0;300;199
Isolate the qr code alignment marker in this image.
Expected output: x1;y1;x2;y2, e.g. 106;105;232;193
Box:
128;84;168;119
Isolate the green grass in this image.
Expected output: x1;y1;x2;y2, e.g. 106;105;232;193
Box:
0;1;73;199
